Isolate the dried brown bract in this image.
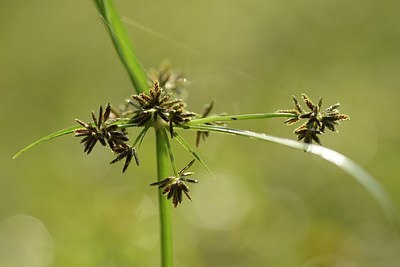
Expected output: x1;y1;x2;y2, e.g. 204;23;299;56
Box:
74;103;129;154
277;94;350;144
150;159;198;207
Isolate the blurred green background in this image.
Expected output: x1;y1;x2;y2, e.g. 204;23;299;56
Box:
1;0;400;266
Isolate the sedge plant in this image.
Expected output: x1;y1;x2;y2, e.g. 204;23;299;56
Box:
13;1;400;266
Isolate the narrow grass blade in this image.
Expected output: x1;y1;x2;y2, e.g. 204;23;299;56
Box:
183;124;400;228
94;0;148;93
173;133;213;177
13;125;80;159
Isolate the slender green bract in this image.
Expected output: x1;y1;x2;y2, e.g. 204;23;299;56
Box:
156;129;174;267
94;0;148;94
183;124;400;229
12;125;80;159
13;119;130;159
173;133;213;177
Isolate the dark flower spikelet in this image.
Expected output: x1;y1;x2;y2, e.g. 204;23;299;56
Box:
74;103;129;154
150;159;198;207
129;81;196;137
276;94;350;144
110;143;139;173
74;103;139;173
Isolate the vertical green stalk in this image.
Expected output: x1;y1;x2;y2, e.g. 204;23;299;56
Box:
93;1;173;265
94;0;148;94
155;129;174;267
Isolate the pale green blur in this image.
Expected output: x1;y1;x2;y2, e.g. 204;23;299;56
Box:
1;0;400;266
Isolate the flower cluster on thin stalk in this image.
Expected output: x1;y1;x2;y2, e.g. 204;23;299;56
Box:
150;159;198;208
73;67;208;207
276;94;350;144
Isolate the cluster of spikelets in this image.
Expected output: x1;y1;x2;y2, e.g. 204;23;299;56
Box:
75;103;139;173
74;67;200;207
276;94;350;144
74;80;196;170
129;81;196;136
150;159;198;207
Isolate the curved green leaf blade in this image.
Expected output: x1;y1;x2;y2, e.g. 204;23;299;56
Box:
94;0;148;93
13;125;79;159
183;124;400;228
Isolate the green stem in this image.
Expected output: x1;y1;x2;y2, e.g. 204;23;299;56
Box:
93;0;148;93
155;129;174;267
186;112;295;125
